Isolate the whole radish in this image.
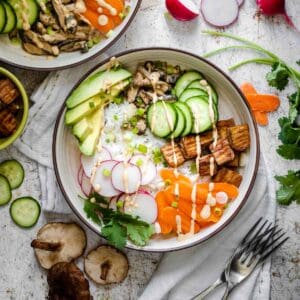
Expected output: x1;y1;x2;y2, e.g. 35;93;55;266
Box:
165;0;199;21
256;0;285;15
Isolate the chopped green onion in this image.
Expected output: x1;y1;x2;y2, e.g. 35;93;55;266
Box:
10;37;21;46
89;101;95;109
93;36;101;44
132;127;139;134
166;65;174;74
113;114;119;121
47;26;54;35
136;158;144;167
165;179;171;186
137;144;147;154
102;168;111;177
171;201;178;208
213;207;222;216
106;30;114;38
113;96;124;104
189;162;197;174
116;201;123;208
136;108;145;116
152;147;164;164
87;40;94;49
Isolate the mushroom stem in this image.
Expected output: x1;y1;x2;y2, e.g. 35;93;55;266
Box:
31;239;61;251
100;260;111;281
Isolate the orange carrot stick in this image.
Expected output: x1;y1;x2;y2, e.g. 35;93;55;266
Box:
254;111;269;126
82;8;115;33
240;82;257;94
160;169;191;184
245;94;280;112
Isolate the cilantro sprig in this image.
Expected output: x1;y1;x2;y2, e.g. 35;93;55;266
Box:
83;194;154;249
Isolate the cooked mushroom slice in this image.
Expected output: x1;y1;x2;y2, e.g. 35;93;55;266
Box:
138;90;153;105
31;222;87;269
60;40;88;52
136;119;147;135
36;22;47;35
23;43;47;55
39;13;60;30
126;86;139;103
84;245;129;285
48;262;91;300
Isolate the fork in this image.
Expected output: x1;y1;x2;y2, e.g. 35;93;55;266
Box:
192;218;289;300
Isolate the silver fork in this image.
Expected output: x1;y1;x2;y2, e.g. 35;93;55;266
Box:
192;218;289;300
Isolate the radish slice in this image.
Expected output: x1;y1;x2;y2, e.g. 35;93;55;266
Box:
124;192;158;224
256;0;285;16
236;0;244;7
130;154;157;185
81;147;112;177
201;0;239;27
92;160;120;197
111;162;141;194
81;173;92;197
285;0;300;31
109;196;118;211
77;166;84;186
165;0;199;21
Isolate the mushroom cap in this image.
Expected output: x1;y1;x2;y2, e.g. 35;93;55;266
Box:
48;262;91;300
84;245;129;285
34;222;87;269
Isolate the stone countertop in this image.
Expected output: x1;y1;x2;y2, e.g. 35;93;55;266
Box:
0;0;299;299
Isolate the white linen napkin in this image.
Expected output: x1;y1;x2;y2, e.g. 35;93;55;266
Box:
14;55;107;213
139;159;275;300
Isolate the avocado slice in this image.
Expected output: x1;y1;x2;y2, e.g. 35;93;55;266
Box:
65;95;104;125
72;118;92;141
79;108;104;156
109;78;131;97
66;68;132;109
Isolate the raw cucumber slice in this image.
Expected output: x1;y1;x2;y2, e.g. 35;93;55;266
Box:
0;175;12;205
147;101;177;138
179;88;208;102
7;0;39;30
173;102;193;136
1;1;16;33
0;159;24;189
175;71;203;98
10;197;41;228
66;69;132;109
168;104;186;138
186;97;212;134
0;2;6;32
187;80;218;105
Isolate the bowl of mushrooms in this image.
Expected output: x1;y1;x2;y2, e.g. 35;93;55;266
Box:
0;67;29;150
0;0;141;70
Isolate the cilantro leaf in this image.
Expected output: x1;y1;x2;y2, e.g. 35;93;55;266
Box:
277;144;300;160
297;60;300;66
126;223;154;246
101;221;127;249
275;171;300;205
84;201;102;226
266;63;289;91
278;117;300;144
288;91;300;123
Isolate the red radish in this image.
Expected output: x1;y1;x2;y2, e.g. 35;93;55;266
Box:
77;166;84;186
124;192;157;224
201;0;239;27
81;173;92;197
236;0;244;7
130;154;157;185
285;0;300;31
256;0;285;15
165;0;199;21
81;147;112;177
111;162;141;194
92;160;120;197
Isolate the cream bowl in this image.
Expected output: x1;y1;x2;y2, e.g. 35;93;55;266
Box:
0;0;141;71
53;48;260;252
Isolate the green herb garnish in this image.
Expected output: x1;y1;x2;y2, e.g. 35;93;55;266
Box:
152;147;164;165
189;162;198;174
102;168;111;177
137;144;147;154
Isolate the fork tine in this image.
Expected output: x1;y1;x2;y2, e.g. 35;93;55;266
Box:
260;231;286;254
241;217;263;244
259;236;289;262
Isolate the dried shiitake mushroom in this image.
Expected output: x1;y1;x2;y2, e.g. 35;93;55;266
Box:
31;222;87;269
48;262;91;300
84;245;129;285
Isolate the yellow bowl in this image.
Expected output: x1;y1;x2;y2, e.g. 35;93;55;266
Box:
0;67;29;150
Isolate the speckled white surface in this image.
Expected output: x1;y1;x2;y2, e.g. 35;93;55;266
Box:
0;0;300;299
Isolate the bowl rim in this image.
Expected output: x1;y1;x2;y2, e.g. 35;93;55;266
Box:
52;47;260;252
0;0;142;72
0;67;29;150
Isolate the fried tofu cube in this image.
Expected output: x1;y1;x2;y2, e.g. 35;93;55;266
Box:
213;168;243;187
217;118;235;139
180;132;213;159
0;79;19;105
226;152;240;168
0;109;17;136
210;138;235;166
197;154;217;176
228;124;250;152
161;142;185;168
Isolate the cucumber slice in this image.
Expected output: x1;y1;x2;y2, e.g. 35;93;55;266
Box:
1;1;16;33
0;175;12;206
10;197;41;228
0;2;6;33
168;104;186;138
173;102;193;136
175;71;203;98
0;159;24;189
147;101;177;138
186;97;212;134
179;88;208;102
7;0;39;30
187;80;218;105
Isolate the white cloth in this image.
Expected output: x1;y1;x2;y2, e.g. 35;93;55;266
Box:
139;159;275;300
15;58;275;300
15;55;107;213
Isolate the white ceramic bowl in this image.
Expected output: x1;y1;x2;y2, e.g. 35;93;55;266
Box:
53;48;260;252
0;0;140;70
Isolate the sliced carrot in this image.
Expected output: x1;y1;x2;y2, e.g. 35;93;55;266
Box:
240;82;257;95
210;183;239;199
254;111;269;126
245;94;280;112
85;0;124;16
111;15;122;26
82;8;115;33
197;211;221;226
160;169;191;184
